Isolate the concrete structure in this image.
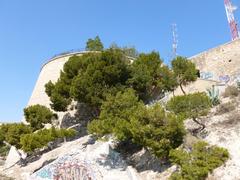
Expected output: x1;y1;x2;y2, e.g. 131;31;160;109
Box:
27;51;90;108
190;39;240;84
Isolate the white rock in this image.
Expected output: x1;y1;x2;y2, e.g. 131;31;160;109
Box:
4;146;21;169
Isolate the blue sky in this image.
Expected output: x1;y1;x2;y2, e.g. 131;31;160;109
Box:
0;0;239;122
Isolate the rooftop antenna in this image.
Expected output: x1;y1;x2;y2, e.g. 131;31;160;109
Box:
172;23;178;58
224;0;239;40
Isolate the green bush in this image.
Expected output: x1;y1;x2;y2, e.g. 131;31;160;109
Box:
167;93;211;130
0;123;32;149
88;89;185;158
85;36;104;51
0;145;10;157
20;127;76;153
169;141;229;180
171;56;198;94
24;105;57;131
127;52;177;101
46;48;179;111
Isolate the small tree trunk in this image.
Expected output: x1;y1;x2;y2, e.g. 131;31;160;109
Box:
180;83;186;95
192;117;205;131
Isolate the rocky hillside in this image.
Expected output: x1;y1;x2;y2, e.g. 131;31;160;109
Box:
0;85;239;180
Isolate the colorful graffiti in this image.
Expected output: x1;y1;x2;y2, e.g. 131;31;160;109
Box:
32;151;102;180
200;72;213;80
54;162;94;180
219;75;230;83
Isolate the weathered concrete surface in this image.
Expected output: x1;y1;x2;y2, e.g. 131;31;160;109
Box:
27;52;89;108
190;39;240;84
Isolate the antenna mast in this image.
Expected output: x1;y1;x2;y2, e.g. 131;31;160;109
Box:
172;23;178;58
224;0;239;40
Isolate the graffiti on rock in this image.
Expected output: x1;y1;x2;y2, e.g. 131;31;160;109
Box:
200;72;213;80
219;75;230;83
32;152;102;180
54;162;94;180
35;168;53;179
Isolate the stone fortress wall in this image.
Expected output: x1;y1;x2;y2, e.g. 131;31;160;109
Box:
27;52;89;108
27;39;240;110
190;39;240;84
172;39;240;96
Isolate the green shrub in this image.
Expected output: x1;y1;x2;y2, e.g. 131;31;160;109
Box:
24;105;57;131
171;56;198;94
0;123;32;149
0;145;10;157
85;36;104;51
127;52;177;101
88;89;185;159
20;127;76;153
167;93;211;130
46;48;178;111
223;86;239;98
169;141;229;180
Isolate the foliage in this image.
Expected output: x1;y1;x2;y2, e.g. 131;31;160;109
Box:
167;93;211;120
167;93;211;130
88;89;185;158
169;141;229;180
171;56;198;94
127;52;177;101
46;49;130;111
24;105;57;131
130;104;185;158
223;85;239;98
85;36;104;51
20;127;76;153
207;85;220;106
46;48;178;110
0;145;10;157
45;81;54;97
88;88;142;138
0;123;32;149
109;43;139;58
70;49;130;108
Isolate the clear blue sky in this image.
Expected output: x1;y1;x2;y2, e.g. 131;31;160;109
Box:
0;0;239;122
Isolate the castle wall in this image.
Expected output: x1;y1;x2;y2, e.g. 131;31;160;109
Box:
27;52;88;108
27;39;240;114
190;39;240;84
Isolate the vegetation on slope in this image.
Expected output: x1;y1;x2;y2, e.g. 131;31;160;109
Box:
170;141;229;180
24;104;57;131
0;123;76;153
20;127;76;153
88;89;185;158
0;36;228;179
167;93;211;131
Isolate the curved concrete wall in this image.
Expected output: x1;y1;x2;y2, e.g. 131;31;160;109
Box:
27;52;89;109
